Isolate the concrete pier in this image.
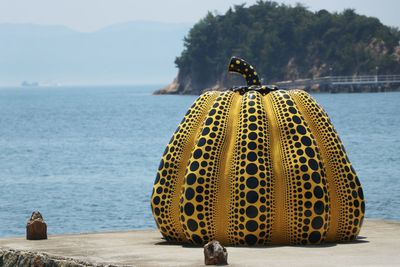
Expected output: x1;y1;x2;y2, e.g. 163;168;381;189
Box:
0;219;399;266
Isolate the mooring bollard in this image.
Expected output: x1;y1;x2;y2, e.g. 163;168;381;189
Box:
26;211;47;240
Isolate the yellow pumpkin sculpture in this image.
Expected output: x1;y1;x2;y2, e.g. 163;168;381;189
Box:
151;57;365;245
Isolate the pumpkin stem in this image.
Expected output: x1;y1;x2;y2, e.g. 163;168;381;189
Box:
228;57;261;86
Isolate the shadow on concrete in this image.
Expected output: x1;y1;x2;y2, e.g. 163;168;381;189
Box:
154;236;369;248
337;236;369;244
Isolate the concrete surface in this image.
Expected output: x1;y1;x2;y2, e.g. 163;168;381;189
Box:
0;219;399;267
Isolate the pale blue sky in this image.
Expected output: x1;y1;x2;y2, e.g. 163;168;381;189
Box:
0;0;399;32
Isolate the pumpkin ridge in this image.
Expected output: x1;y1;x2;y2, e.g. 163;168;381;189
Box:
264;91;289;244
225;91;275;245
226;92;248;245
172;91;220;241
214;92;241;244
151;91;218;241
289;90;338;241
289;90;365;241
267;90;330;244
256;92;275;245
180;91;235;244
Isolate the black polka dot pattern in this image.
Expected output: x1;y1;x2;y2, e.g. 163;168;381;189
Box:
266;90;330;245
150;92;218;242
180;91;235;245
290;90;365;242
151;88;365;246
227;91;274;245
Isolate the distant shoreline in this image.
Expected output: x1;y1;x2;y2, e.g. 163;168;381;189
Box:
154;84;400;95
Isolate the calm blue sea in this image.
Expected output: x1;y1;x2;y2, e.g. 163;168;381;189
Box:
0;85;399;237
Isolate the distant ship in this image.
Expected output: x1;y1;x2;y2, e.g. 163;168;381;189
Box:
21;81;39;87
20;81;62;87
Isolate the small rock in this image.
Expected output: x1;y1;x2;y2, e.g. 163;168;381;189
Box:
33;255;45;267
204;240;228;265
26;211;47;240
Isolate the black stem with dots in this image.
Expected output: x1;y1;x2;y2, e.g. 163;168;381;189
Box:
228;57;261;86
228;56;278;94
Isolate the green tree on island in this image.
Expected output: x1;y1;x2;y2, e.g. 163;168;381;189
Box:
163;1;400;94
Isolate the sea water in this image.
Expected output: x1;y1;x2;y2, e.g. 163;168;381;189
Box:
0;85;399;237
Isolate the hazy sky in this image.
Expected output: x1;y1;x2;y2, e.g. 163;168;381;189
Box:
0;0;399;32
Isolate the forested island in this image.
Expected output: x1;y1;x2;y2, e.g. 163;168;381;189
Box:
156;1;400;94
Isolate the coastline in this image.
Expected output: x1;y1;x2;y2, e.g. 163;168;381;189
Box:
154;81;400;95
1;219;399;266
